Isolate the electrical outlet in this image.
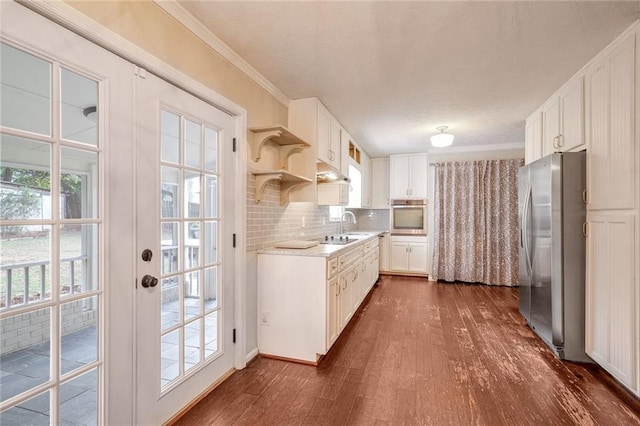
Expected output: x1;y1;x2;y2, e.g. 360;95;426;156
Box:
261;312;270;326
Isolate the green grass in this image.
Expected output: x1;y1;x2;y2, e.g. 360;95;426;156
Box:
0;230;84;304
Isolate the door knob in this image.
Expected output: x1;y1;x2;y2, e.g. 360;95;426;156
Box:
141;249;153;262
141;275;158;288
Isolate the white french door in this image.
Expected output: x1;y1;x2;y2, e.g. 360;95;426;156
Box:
0;2;133;425
134;71;236;425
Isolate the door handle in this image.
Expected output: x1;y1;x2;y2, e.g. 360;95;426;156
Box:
141;275;158;288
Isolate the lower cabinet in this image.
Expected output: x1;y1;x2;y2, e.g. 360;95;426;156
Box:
258;236;379;364
586;213;636;392
390;235;429;274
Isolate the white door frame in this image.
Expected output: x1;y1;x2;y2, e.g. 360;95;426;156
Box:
17;0;248;424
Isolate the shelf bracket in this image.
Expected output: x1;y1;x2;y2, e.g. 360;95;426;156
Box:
280;181;308;206
254;172;283;204
249;130;283;162
279;144;307;169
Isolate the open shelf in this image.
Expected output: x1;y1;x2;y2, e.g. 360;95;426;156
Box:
252;169;312;205
249;126;311;168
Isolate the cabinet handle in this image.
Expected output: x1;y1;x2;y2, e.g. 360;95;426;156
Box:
582;189;588;205
583;222;588;237
553;136;560;150
557;134;563;147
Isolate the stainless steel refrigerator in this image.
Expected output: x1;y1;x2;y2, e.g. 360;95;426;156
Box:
518;152;591;363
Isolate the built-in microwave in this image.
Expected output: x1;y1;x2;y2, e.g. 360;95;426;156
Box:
390;199;427;235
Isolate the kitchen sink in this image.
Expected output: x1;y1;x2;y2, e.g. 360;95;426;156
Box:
318;235;360;245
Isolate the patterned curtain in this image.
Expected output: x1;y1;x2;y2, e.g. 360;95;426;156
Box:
432;159;523;286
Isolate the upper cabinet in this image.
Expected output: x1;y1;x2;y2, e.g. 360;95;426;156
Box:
289;97;341;171
370;157;390;208
360;151;371;207
586;32;636;211
542;74;585;156
389;154;428;199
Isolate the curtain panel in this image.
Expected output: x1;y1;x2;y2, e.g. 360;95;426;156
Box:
432;159;523;286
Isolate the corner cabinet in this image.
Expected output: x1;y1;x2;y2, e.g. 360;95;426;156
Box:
389;154;428;199
249;126;313;205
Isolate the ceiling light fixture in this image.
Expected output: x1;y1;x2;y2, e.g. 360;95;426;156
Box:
430;126;454;148
83;106;97;123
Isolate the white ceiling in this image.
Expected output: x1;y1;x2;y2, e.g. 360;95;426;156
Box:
176;1;640;156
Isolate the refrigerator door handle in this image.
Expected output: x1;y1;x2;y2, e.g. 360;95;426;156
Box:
522;183;533;276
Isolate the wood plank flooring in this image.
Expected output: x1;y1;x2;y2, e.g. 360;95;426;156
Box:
174;275;640;425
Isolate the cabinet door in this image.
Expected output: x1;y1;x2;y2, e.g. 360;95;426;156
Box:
361;151;371;207
327;276;340;349
371;158;390;208
587;33;635;211
542;97;560;156
317;102;332;164
379;233;391;271
390;242;410;271
340;130;351;177
409;154;428;198
559;75;584;152
408;243;428;273
390;155;410;199
586;214;636;390
525;112;542;164
329;118;341;169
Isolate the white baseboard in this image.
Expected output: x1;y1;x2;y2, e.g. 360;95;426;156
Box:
245;348;259;364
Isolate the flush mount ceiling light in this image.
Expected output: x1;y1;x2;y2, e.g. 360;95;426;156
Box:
83;106;97;123
430;126;454;148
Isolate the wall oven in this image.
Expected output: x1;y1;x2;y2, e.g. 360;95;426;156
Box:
390;199;427;235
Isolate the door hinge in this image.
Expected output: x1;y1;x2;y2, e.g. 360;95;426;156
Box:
233;138;237;153
233;328;236;344
233;233;236;248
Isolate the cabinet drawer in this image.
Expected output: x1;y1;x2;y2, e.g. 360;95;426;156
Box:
339;246;364;271
328;257;339;279
364;239;379;253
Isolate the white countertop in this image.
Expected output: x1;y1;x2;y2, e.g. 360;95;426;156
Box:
258;231;387;258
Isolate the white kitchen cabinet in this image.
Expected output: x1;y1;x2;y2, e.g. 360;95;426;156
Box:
379;232;391;272
389;154;428;199
361;151;371;207
317;182;349;206
339;264;356;330
390;235;429;275
371;157;390;208
327;276;340;349
586;32;636;211
542;74;585;156
340;129;351;177
586;214;636;390
525;111;543;164
288;97;340;170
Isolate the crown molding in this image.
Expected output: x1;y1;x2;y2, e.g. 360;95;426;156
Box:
154;1;290;107
426;142;525;154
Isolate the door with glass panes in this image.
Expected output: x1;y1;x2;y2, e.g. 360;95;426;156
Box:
0;2;133;425
135;71;236;425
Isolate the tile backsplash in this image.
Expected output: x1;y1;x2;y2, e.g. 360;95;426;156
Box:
246;175;389;251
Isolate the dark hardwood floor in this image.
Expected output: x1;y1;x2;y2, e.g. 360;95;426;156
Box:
174;275;640;425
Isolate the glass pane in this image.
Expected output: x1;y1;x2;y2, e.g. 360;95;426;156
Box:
204;312;218;358
204;175;217;218
185;221;200;269
0;307;50;402
1;226;51;310
0;135;52;221
183;271;200;321
184;119;201;168
61;295;98;375
203;267;218;311
60;148;98;219
61;68;98;145
161;329;180;387
59;368;98;426
0;43;51;135
161;110;180;164
204;127;218;172
184;171;200;218
60;224;99;296
184;319;201;372
203;222;217;266
161;222;179;276
0;390;50;425
161;167;180;218
161;277;180;332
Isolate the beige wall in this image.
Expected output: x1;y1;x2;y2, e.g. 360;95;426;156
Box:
67;0;287;128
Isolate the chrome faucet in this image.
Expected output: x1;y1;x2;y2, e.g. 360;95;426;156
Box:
339;211;357;235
